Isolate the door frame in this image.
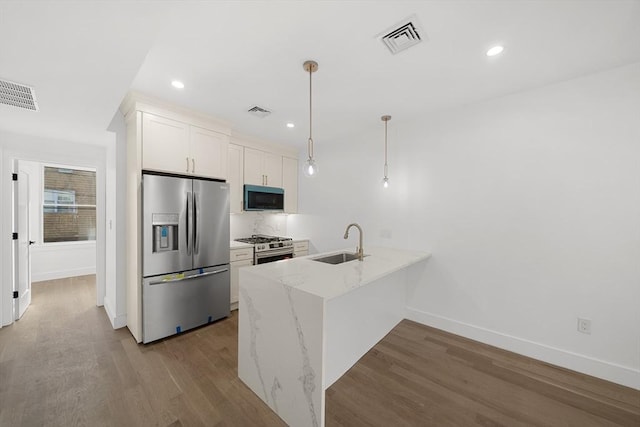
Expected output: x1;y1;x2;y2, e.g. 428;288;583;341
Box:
1;140;107;327
14;164;33;320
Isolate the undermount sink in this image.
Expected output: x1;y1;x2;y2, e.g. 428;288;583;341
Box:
311;252;365;265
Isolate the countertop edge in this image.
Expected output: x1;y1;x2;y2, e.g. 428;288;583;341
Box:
242;246;431;301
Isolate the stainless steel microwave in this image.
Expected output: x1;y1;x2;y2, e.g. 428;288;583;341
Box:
244;185;284;211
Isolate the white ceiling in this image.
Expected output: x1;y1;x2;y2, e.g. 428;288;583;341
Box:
1;1;639;148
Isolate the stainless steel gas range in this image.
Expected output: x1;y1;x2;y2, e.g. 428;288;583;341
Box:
234;234;294;264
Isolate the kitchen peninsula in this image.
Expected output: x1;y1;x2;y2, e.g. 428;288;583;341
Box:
238;246;430;427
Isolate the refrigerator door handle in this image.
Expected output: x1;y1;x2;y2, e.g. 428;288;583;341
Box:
186;191;192;256
149;268;229;285
194;192;200;255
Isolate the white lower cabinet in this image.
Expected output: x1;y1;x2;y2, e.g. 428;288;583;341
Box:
230;247;253;309
293;240;309;257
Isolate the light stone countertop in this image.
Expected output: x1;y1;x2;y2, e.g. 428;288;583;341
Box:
230;240;254;249
241;246;430;300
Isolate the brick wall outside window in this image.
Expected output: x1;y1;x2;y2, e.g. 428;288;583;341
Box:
43;167;96;243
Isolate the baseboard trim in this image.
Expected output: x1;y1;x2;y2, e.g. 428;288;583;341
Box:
405;307;640;390
103;296;127;329
32;267;96;283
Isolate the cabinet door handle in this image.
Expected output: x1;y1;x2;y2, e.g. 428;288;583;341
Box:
192;158;195;174
186;157;189;173
265;175;268;185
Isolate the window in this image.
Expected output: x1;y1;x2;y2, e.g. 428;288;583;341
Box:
42;166;96;243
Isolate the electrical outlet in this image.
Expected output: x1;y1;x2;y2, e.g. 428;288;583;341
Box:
577;318;591;335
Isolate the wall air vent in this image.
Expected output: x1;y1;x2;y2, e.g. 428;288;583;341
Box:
0;79;39;111
247;105;272;118
378;15;425;55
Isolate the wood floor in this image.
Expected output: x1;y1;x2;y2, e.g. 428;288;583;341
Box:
0;276;638;426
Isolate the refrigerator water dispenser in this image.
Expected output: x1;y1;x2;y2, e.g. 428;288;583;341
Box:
152;213;179;252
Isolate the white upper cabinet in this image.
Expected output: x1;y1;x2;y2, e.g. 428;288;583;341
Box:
142;112;229;179
228;144;244;214
243;147;263;185
282;156;298;213
190;125;229;179
244;147;282;187
142;113;189;174
262;151;282;187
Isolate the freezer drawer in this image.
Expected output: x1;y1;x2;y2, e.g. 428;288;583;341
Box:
142;265;230;343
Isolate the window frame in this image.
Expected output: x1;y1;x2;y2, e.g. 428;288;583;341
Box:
41;163;97;245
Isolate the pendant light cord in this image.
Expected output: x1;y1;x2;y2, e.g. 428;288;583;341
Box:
384;119;388;177
308;65;314;159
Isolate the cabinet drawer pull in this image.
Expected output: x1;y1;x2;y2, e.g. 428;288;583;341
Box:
186;157;189;172
192;158;195;173
231;251;252;261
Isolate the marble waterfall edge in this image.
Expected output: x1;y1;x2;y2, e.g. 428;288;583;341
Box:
238;246;431;426
238;268;324;427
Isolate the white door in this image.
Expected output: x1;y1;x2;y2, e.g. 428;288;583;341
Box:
14;167;32;319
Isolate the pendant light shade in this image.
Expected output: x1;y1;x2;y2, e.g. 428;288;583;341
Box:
382;115;391;188
303;60;319;177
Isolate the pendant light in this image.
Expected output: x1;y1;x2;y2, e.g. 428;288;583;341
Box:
303;60;318;177
381;115;391;188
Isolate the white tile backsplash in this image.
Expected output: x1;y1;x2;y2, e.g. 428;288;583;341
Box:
230;212;288;239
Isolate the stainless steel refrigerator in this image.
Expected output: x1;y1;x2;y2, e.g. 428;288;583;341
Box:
142;172;230;343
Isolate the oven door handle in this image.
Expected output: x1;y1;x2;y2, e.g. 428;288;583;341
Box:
255;247;294;259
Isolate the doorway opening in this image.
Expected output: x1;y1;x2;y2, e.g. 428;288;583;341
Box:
13;160;98;320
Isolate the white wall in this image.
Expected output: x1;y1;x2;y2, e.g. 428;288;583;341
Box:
105;112;128;329
289;62;640;389
0;130;108;327
31;243;96;282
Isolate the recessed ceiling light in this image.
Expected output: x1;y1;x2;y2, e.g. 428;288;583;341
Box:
171;80;185;89
286;123;295;128
486;45;504;57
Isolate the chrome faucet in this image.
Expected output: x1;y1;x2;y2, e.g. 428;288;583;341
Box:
343;223;364;261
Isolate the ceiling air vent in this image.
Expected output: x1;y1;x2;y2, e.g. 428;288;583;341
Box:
378;15;425;55
247;105;271;118
0;79;39;111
